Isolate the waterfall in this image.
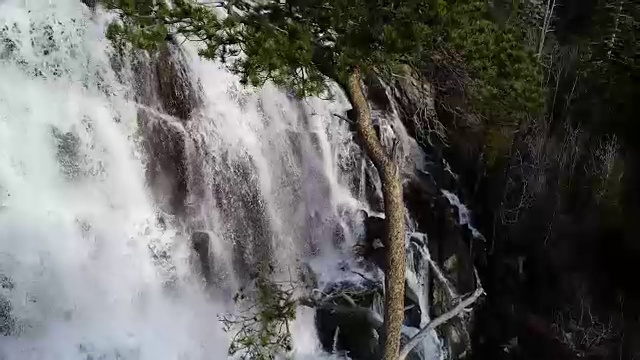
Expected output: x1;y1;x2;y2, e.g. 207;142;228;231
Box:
0;0;369;358
0;1;483;359
0;1;233;359
180;48;364;286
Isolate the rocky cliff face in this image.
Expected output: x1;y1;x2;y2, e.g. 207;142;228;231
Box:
386;62;635;359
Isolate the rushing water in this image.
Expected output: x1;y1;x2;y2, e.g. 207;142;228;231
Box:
0;0;470;359
0;0;371;358
0;1;230;359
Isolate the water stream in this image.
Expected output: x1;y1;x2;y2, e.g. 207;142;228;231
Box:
0;1;368;358
0;1;470;359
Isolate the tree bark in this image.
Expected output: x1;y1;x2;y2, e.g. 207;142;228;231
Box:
348;67;406;360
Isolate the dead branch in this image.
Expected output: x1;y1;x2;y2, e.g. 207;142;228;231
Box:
333;112;354;125
551;291;618;356
398;271;484;360
302;252;483;360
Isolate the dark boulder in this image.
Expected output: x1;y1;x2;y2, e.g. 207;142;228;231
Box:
358;214;387;271
315;305;379;359
314;280;382;360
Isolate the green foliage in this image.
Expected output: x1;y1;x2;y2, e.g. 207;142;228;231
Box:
219;268;297;360
102;0;172;51
436;0;545;164
101;0;435;97
574;0;639;210
101;0;545;163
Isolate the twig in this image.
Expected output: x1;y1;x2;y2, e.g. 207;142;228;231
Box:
333;112;354;125
351;270;376;283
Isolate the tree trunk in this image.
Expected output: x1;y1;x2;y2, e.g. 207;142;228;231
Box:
348;67;406;360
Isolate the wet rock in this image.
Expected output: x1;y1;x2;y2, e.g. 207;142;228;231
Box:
364;74;392;113
0;296;13;335
139;111;188;216
314;280;382;360
51;127;82;179
190;231;212;284
364;167;384;213
80;0;97;9
364;215;385;245
358;214;387;270
404;303;422;329
332;221;347;248
312;277;428;360
1;275;13;290
207;158;274;284
403;173;439;236
315;306;379;359
299;263;318;292
404;235;429;329
0;274;14;336
132;43;201;123
154;44;201;121
132;43;199;218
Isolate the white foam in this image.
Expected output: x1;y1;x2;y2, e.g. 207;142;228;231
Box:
0;1;228;358
441;190;485;242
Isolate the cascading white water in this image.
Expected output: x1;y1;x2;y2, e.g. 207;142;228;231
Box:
181;51;363;284
0;0;482;359
0;0;369;358
0;1;235;359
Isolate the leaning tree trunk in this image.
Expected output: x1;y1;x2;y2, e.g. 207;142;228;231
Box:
348;67;406;360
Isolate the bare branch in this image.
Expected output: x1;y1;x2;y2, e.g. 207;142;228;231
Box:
333;112;354;125
398;273;484;360
537;0;558;56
